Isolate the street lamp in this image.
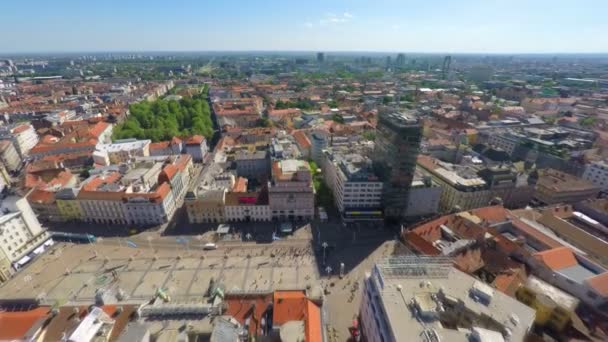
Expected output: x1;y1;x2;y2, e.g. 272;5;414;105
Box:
322;242;328;266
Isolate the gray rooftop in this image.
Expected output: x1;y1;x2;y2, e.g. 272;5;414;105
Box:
369;257;535;342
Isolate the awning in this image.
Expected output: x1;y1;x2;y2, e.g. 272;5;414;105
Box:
44;239;54;247
216;224;230;234
33;245;45;255
16;255;31;266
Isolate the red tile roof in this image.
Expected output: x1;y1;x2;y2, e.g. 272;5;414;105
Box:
149;141;171;150
224;294;273;337
273;291;308;325
0;307;50;340
161;164;178;181
233;177;248;193
27;189;56;204
534;247;579;270
12;124;31;134
185;135;205;145
293;130;312;149
586;273;608;297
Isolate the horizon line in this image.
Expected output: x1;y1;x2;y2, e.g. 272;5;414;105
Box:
1;49;608;56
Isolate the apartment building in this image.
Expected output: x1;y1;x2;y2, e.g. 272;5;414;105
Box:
54;156;192;225
1;123;39;157
0;195;52;282
185;189;226;223
0;140;21;173
224;191;271;222
582;160;608;191
534;169;600;205
184;135;208;162
95;139;151;166
234;150;270;181
268;159;314;221
417;155;491;212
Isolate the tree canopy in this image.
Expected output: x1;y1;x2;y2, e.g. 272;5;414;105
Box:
113;87;213;142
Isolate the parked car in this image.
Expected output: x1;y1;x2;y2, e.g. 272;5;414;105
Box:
203;243;218;250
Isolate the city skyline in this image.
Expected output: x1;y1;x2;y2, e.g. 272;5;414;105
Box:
2;0;608;54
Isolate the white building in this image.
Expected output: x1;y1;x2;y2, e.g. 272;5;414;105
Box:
224;192;271;222
360;256;535;342
321;149;383;218
582;160;608;191
0;140;21;173
95;139;151;166
124;183;176;226
0;195;52;282
8;123;39;157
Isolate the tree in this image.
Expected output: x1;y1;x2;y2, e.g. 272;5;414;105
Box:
362;131;376;141
332;114;345;124
112;88;214;142
382;96;392;105
580;117;597;127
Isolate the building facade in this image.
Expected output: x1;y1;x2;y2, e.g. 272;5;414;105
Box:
185;189;227;223
321;149;383;221
268;160;314;221
582;160;608;191
6;123;39;157
0;140;21;173
372;112;421;220
0;195;51;281
534;169;600;205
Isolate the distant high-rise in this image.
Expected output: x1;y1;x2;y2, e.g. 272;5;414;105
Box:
395;53;406;67
316;52;325;63
373;112;422;220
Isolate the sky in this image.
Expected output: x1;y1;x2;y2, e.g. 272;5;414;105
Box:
1;0;607;54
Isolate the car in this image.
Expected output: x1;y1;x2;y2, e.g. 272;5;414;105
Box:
203;243;218;250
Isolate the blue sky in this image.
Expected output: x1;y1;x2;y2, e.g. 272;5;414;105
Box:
1;0;607;53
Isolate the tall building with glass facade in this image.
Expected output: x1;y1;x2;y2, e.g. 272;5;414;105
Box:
373;112;422;220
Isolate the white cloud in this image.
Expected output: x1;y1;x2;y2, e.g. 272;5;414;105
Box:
304;22;313;28
319;12;354;26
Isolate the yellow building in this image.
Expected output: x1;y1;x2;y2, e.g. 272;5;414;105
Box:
55;188;83;221
516;276;577;332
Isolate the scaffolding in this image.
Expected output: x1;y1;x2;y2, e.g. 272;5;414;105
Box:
376;256;453;280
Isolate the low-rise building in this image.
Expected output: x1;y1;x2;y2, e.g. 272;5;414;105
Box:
185;189;226;223
534;168;600;205
234;150;270;181
184;135;208;162
269;160;314;221
531;247;608;311
55;188;83;221
224;190;271;222
95;139;151;166
360;256;535;342
417;155;491;212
